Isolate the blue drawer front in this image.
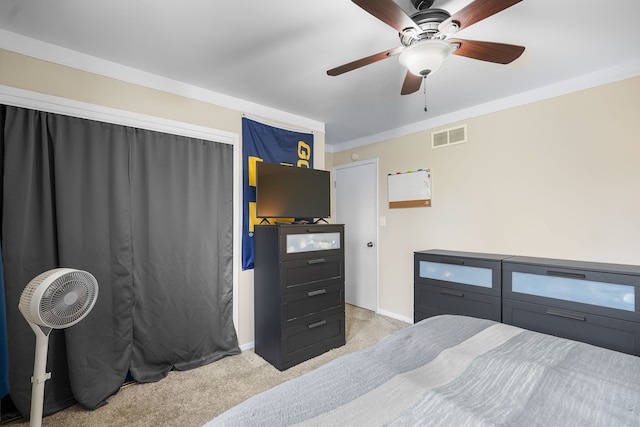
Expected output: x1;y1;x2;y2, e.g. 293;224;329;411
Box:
512;271;635;312
419;261;493;288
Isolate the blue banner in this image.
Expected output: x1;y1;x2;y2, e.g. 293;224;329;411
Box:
241;118;314;270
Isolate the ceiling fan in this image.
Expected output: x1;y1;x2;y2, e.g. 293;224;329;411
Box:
327;0;526;95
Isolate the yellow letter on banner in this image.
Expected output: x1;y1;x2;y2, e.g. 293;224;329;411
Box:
297;141;311;168
248;156;263;233
249;201;259;233
248;156;263;187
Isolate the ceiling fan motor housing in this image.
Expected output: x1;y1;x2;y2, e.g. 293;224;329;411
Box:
412;0;435;10
401;8;451;46
19;268;99;329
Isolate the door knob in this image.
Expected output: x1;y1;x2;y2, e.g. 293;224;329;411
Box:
367;242;374;247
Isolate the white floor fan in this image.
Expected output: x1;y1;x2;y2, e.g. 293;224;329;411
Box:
18;268;99;427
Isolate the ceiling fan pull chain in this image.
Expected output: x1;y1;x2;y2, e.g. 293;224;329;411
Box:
423;77;428;112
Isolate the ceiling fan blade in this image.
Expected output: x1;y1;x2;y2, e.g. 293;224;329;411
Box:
439;0;522;34
450;39;525;64
352;0;419;33
401;72;423;95
327;47;403;76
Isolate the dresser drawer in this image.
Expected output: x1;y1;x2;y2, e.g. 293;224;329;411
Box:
414;250;508;297
281;283;344;327
278;313;346;370
279;225;344;261
281;255;343;294
503;298;640;356
503;257;640;323
414;282;501;322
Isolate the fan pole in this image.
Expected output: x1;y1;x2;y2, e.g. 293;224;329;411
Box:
28;323;51;427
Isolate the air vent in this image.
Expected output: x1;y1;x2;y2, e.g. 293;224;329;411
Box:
431;124;467;149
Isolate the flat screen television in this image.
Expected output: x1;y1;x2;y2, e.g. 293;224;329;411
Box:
256;162;330;221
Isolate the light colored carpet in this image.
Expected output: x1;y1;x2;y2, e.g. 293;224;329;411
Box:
11;305;408;427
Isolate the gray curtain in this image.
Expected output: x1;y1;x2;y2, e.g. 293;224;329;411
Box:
1;105;239;417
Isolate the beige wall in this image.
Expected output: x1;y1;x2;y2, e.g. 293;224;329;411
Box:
330;76;640;320
0;48;326;347
4;46;639;340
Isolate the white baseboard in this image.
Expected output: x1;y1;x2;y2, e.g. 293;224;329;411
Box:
239;341;255;351
376;309;413;324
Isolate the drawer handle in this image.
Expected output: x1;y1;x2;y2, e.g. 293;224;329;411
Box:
546;270;586;279
307;320;327;329
441;289;464;297
546;308;586;321
308;289;327;297
307;258;327;265
440;260;464;265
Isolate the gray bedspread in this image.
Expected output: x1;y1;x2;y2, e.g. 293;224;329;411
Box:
205;315;640;426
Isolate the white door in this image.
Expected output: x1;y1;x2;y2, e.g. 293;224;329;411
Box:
334;159;378;311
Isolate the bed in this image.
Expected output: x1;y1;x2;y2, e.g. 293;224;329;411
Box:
205;315;640;426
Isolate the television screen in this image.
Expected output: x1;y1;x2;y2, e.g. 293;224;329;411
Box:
256;162;331;220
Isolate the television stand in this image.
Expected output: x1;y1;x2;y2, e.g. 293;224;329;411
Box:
254;223;345;370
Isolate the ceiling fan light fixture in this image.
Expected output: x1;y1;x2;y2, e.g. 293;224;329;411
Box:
398;39;453;76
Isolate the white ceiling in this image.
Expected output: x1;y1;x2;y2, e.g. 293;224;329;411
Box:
1;0;640;148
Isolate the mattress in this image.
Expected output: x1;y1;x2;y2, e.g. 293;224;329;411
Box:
205;315;640;426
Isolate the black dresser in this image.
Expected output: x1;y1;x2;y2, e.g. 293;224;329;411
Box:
414;249;640;357
414;250;510;323
502;256;640;356
254;224;345;370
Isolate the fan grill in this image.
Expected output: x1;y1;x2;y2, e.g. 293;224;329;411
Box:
18;271;52;324
39;271;97;327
